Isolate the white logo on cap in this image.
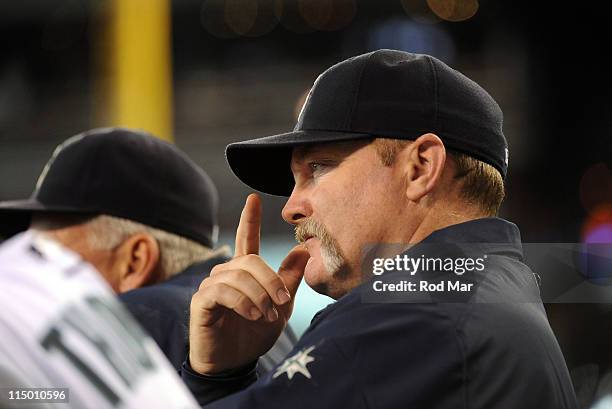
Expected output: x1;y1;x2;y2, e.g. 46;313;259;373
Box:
34;129;116;191
296;74;324;126
504;148;509;167
35;134;85;191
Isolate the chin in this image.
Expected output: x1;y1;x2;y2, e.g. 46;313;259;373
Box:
309;280;349;300
304;262;352;300
304;263;329;290
302;258;332;296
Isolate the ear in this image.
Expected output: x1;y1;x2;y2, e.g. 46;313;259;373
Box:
402;133;446;202
115;233;161;293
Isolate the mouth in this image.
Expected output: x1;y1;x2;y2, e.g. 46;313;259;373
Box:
303;236;317;251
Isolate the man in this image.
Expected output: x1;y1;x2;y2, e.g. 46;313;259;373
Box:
181;50;578;408
0;127;295;372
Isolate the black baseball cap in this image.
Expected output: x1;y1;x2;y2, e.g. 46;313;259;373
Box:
226;49;508;196
0;127;219;247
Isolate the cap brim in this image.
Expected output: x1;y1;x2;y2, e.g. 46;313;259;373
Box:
0;199;94;239
225;129;372;196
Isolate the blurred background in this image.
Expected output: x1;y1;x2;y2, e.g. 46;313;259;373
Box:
0;0;610;406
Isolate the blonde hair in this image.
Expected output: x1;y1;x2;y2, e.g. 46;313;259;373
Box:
373;138;505;215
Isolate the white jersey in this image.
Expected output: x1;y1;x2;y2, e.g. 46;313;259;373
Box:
0;232;199;409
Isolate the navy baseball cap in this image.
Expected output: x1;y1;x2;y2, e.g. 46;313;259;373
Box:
226;49;508;196
0;127;219;247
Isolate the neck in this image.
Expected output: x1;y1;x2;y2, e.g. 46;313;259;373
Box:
408;204;487;245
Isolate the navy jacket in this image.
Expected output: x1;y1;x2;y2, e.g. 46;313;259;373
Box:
120;256;297;373
181;218;577;409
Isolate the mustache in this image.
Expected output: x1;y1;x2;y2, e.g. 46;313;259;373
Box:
295;218;346;275
295;218;331;244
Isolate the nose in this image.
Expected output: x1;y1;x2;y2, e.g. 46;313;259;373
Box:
281;186;312;225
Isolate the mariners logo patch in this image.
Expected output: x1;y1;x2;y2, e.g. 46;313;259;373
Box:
273;346;316;380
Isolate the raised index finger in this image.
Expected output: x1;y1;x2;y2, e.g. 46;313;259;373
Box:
235;193;261;256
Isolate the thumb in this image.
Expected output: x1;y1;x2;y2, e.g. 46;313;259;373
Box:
278;245;309;298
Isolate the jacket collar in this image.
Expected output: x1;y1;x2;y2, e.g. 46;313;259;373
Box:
415;217;524;260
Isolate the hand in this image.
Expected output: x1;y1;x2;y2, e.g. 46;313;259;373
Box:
188;194;309;374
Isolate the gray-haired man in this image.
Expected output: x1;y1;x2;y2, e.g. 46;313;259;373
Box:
0;127;296;372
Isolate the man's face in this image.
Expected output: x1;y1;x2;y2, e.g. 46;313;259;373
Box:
282;140;409;298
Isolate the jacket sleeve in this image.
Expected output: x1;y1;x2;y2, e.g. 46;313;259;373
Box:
181;336;365;409
180;296;462;409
